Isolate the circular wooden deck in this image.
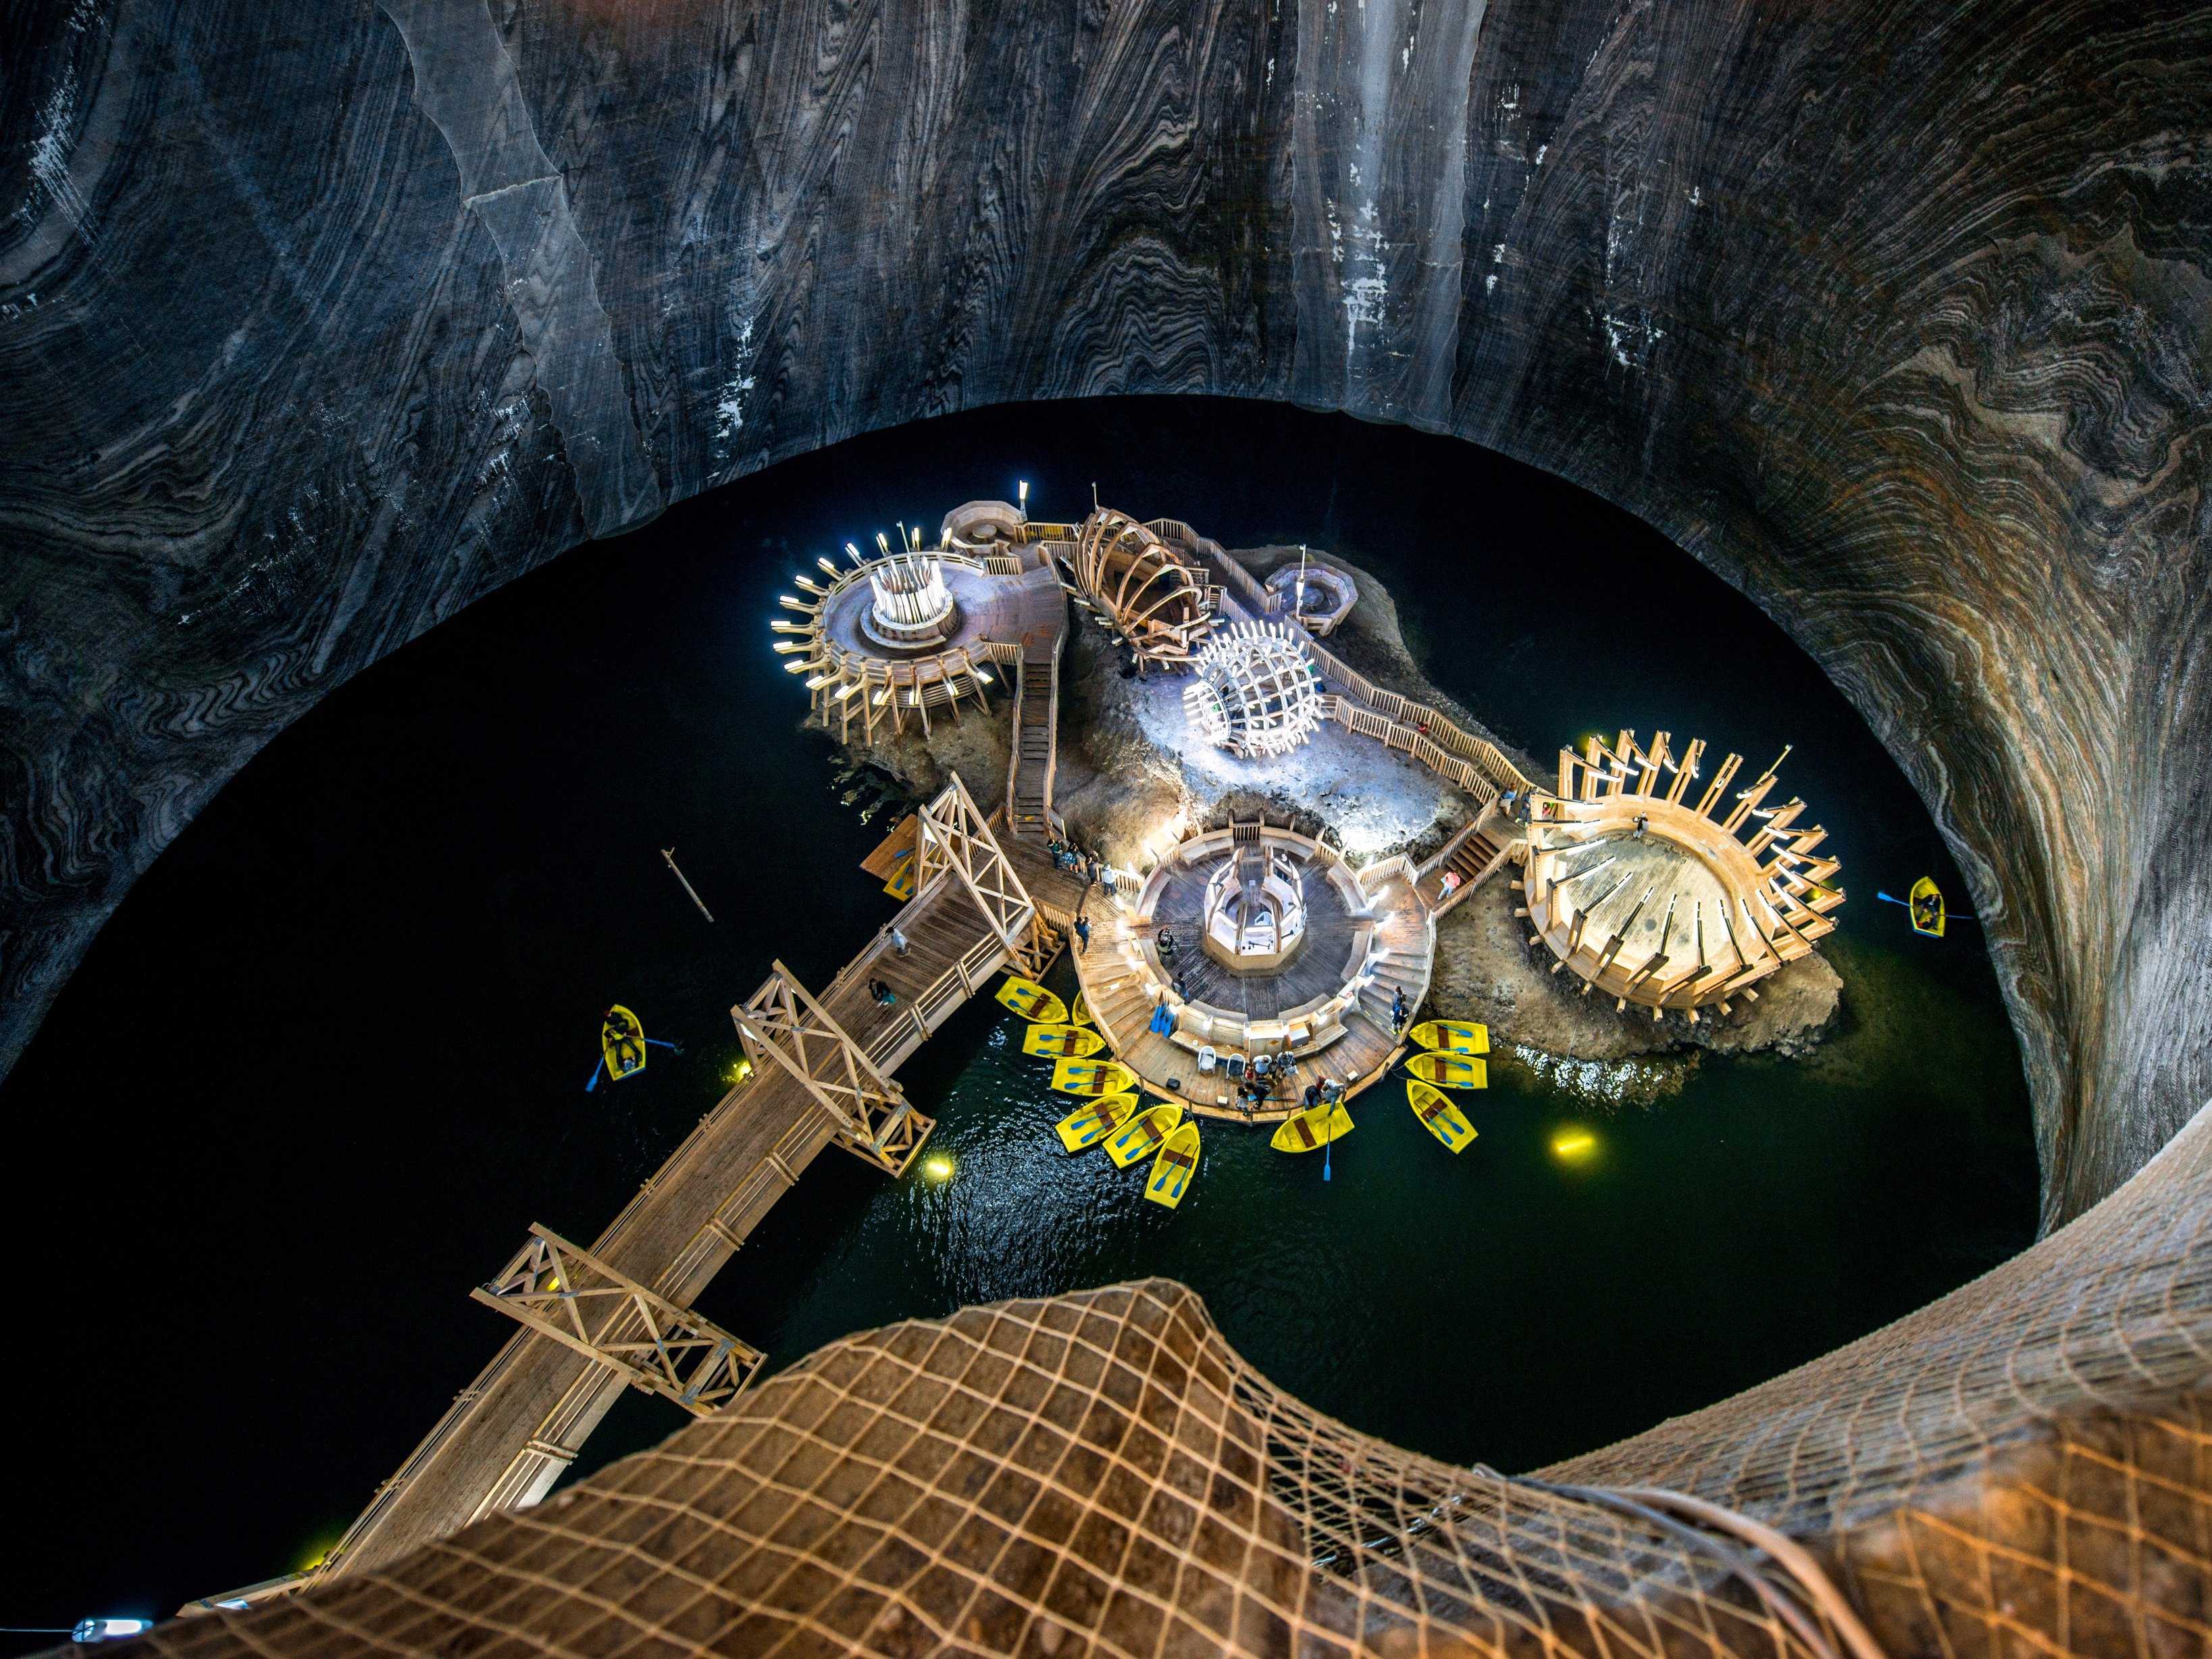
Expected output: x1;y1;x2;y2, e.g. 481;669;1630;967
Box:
1072;824;1433;1122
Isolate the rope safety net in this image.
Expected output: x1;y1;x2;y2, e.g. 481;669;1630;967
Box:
111;1101;2212;1659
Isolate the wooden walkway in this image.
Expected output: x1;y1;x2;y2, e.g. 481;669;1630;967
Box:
1006;551;1066;844
312;782;1049;1584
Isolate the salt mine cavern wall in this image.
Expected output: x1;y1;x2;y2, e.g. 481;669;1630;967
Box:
0;0;2205;1229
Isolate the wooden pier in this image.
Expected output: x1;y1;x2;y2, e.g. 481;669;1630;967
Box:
302;776;1055;1585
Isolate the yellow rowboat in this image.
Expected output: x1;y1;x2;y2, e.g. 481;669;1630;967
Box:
1271;1099;1354;1152
1410;1019;1489;1056
882;847;917;900
1909;875;1947;938
1107;1103;1183;1168
1023;1023;1105;1058
601;1004;647;1081
996;977;1068;1023
1051;1056;1137;1097
1406;1050;1488;1090
1056;1092;1137;1152
1408;1079;1476;1152
1146;1121;1202;1208
1071;992;1092;1027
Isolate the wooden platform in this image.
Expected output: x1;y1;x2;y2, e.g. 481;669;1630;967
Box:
1071;825;1431;1122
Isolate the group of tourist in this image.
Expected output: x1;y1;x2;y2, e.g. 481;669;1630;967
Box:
1045;836;1106;886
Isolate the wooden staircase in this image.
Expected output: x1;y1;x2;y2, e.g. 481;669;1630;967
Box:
1415;811;1519;916
1006;638;1060;843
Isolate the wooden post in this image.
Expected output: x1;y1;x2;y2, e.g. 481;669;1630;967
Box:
662;849;715;924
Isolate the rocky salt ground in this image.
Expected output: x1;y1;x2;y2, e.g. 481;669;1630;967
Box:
829;544;1840;1081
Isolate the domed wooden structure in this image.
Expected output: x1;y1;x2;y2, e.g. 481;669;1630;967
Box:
1068;508;1219;665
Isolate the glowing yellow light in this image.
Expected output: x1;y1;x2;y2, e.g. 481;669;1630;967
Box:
1551;1131;1598;1160
922;1154;955;1183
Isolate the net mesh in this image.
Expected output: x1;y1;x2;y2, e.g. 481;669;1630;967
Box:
126;1103;2212;1659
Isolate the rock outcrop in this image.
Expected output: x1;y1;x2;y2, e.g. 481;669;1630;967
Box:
3;0;2205;1227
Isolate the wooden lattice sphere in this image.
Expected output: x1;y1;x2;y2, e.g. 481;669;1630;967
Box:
1183;621;1323;758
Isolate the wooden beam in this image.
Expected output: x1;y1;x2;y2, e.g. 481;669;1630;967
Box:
471;1225;764;1416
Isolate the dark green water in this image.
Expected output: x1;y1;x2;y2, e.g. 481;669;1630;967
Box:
0;399;2034;1637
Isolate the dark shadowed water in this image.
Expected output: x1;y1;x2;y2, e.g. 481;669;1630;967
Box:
0;399;2035;1643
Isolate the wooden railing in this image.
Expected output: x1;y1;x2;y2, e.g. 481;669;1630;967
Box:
1205;549;1535;800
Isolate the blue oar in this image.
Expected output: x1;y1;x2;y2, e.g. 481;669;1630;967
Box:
585;1055;605;1092
1876;890;1981;922
1322;1113;1333;1183
644;1038;683;1052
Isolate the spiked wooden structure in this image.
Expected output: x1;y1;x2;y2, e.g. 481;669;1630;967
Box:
771;504;1077;746
1523;731;1842;1015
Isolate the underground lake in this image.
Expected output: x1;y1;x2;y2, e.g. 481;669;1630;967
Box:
0;398;2038;1638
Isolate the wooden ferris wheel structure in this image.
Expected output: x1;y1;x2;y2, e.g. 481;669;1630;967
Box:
1067;507;1221;665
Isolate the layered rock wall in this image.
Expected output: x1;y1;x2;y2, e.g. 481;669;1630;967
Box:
3;0;2205;1225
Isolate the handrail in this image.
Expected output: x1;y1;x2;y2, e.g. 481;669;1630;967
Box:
1211;549;1535;798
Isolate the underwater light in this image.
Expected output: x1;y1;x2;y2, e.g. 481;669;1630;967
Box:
805;673;836;689
922;1154;955;1183
835;682;861;700
973;667;994;684
1551;1130;1598;1160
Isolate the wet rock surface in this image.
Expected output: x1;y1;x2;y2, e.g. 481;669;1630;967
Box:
3;0;2205;1223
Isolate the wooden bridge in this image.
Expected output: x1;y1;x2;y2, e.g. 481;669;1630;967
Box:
277;776;1055;1591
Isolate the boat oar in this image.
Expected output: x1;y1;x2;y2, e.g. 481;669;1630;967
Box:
585;1055;605;1092
1322;1112;1333;1183
1876;890;1980;923
643;1038;684;1053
